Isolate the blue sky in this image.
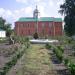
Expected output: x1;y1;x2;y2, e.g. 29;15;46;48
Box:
0;0;64;28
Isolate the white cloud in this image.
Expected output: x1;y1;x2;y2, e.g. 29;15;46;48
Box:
16;0;43;4
38;5;47;17
49;1;54;7
36;0;41;2
6;10;12;16
57;0;64;6
0;8;5;16
0;8;13;19
25;7;32;14
0;6;33;28
16;0;27;3
0;7;33;19
34;0;43;3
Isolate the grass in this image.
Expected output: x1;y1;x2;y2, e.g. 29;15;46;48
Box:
16;44;51;75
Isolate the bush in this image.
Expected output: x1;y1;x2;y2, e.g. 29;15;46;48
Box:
64;58;69;66
33;32;39;39
68;63;75;75
45;43;51;49
57;46;64;53
56;49;63;62
63;58;75;75
53;46;64;63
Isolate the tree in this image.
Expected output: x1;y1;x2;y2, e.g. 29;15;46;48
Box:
0;17;6;29
59;0;75;36
5;23;12;37
0;17;12;37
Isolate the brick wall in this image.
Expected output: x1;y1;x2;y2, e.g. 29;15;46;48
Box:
15;21;63;37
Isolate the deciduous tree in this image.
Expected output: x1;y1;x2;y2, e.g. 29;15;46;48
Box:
0;17;12;37
59;0;75;36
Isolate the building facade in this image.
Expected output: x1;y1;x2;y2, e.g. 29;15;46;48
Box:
15;6;63;37
0;29;6;38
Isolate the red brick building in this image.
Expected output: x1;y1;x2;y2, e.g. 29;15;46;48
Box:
15;6;63;37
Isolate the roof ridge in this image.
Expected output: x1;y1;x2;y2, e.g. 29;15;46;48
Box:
18;17;62;22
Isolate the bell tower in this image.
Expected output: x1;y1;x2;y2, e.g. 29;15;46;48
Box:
33;5;39;18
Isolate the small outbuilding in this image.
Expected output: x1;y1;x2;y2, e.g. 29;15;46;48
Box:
0;29;6;38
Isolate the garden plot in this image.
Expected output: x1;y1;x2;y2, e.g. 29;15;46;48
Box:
0;43;20;69
7;44;58;75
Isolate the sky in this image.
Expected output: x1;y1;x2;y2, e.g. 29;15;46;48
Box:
0;0;64;28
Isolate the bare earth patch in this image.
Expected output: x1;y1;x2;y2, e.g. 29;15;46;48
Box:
0;43;20;68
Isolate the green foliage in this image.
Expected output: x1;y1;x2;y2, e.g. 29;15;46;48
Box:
59;0;75;36
45;43;51;49
57;46;64;53
14;36;30;49
63;58;75;75
13;36;28;44
33;32;39;39
68;63;75;75
0;17;12;37
55;49;63;62
64;58;69;66
0;38;7;43
53;46;64;62
0;17;5;29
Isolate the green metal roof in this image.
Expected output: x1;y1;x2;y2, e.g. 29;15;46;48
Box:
18;17;62;22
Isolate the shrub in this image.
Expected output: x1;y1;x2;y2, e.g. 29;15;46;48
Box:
64;58;69;66
45;43;51;49
63;58;75;75
68;63;75;75
57;46;64;53
53;48;55;53
53;46;63;63
55;49;63;62
33;32;39;39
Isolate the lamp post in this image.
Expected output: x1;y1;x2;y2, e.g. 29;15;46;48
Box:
33;5;40;39
35;16;38;33
42;23;45;38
